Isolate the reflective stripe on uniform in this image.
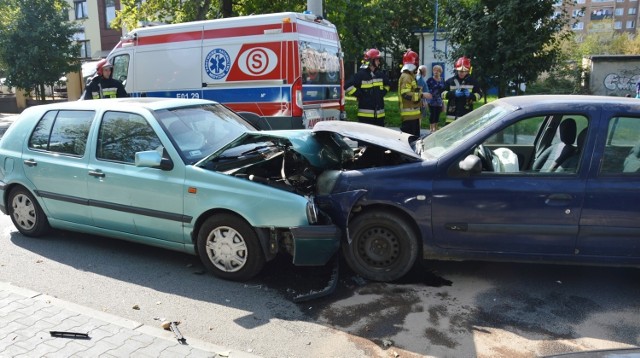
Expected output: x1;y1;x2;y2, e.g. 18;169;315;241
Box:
358;108;385;118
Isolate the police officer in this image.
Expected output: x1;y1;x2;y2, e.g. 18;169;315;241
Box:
441;56;482;122
83;59;128;100
344;48;391;126
398;49;431;138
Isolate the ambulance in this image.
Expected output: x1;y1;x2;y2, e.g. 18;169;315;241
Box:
106;12;345;129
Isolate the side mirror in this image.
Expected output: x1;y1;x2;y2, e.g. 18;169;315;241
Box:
459;154;482;174
135;150;173;170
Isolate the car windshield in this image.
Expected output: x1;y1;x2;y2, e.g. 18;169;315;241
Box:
419;101;518;160
154;104;256;164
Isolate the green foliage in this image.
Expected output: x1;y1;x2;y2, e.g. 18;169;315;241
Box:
0;0;81;100
443;0;573;98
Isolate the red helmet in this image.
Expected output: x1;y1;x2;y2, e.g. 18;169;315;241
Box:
364;48;382;61
455;56;471;72
402;49;419;66
96;59;114;76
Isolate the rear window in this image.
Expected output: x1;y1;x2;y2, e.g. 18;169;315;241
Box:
300;41;341;86
28;110;95;156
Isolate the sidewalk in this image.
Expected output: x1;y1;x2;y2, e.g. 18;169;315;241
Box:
0;281;257;358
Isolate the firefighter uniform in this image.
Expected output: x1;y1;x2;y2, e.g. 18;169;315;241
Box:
397;49;424;138
344;49;390;127
441;56;482;122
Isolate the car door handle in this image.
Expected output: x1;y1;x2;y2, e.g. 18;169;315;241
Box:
88;169;105;178
545;193;572;206
23;159;37;167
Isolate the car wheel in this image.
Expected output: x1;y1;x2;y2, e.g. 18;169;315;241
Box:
8;187;50;237
197;214;265;281
343;210;419;282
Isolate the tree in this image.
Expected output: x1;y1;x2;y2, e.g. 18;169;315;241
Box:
443;0;574;98
112;0;218;31
0;0;80;101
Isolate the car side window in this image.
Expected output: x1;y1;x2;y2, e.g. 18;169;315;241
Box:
601;116;640;174
28;110;95;156
96;111;162;164
485;116;545;145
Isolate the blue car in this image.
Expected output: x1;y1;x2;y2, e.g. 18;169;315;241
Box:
0;98;340;281
203;95;640;282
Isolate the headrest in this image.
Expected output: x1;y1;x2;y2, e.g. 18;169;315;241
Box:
559;118;577;145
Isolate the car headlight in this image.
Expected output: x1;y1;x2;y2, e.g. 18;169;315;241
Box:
306;199;318;224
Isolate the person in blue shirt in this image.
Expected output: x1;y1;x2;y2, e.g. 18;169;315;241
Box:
426;65;445;132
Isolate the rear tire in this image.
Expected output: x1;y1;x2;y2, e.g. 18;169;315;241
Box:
7;187;50;237
342;211;419;282
197;214;265;281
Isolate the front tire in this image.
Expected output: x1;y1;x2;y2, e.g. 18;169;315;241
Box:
342;211;419;282
197;214;265;281
7;187;50;237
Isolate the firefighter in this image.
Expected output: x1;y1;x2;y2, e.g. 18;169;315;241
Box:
441;56;482;122
83;59;128;100
344;48;391;126
398;49;431;138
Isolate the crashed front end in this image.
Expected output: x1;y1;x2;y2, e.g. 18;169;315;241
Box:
198;121;422;263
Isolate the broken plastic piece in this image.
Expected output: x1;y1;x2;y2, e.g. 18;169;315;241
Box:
293;256;339;303
169;321;187;344
49;331;90;339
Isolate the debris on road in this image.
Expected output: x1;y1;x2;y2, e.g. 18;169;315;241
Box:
49;331;90;339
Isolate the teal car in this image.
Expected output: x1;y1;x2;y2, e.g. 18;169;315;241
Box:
0;98;340;281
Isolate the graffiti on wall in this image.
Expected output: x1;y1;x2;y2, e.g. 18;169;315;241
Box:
603;72;640;91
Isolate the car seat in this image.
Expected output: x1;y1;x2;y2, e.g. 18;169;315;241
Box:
623;143;640;173
555;127;587;173
532;118;576;172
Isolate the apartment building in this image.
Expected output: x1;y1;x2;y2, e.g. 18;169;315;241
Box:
558;0;640;37
67;0;122;59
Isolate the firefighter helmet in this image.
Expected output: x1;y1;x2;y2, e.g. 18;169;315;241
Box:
454;56;471;72
401;49;418;72
96;59;114;76
364;48;382;61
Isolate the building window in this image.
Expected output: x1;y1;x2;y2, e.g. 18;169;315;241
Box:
73;31;91;58
615;21;623;28
617;0;625;2
573;22;585;30
629;7;637;14
74;0;88;19
627;20;636;28
615;8;624;15
573;9;585;17
577;0;586;3
105;0;116;29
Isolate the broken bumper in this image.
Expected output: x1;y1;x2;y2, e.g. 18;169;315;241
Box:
290;225;341;265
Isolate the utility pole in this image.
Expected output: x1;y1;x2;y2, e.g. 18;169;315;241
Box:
307;0;323;16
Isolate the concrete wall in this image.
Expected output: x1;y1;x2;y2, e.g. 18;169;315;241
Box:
584;55;640;96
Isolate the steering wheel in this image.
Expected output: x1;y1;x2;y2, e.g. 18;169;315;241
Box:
474;144;494;171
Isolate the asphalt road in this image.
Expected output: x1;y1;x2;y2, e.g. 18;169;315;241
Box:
1;213;639;358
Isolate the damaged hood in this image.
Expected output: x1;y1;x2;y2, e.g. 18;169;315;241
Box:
312;121;421;160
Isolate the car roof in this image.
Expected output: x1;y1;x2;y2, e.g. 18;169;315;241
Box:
29;98;218;113
495;94;640;108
